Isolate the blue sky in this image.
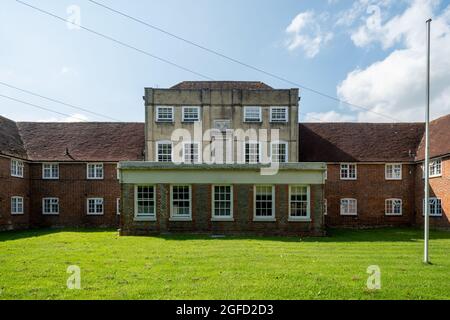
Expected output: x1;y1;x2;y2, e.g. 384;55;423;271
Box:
1;0;449;123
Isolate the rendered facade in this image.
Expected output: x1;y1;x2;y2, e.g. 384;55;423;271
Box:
0;81;449;234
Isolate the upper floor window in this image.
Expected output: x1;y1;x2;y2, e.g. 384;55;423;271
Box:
254;185;275;221
156;141;173;162
340;198;357;216
385;199;402;216
87;198;104;215
429;159;442;177
245;142;260;164
156;106;174;122
270;107;288;123
11;159;24;178
271;141;288;163
42;163;59;179
183;142;201;164
244;106;262;123
11;196;24;215
87;163;104;180
43;198;59;215
182;106;200;122
424;198;442;217
135;186;156;220
340;163;357;180
289;185;310;220
385;163;402;180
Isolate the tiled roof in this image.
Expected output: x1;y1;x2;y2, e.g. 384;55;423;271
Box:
16;122;145;162
415;114;450;161
0;116;27;159
170;81;273;90
298;122;425;162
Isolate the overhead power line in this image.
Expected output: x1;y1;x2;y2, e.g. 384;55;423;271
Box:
16;0;214;81
86;0;401;122
0;81;121;122
0;93;89;122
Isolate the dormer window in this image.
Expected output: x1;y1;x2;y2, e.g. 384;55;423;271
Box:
270;107;288;123
156;106;174;122
182;106;200;122
244;107;262;123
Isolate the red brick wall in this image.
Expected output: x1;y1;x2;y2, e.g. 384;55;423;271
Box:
29;162;120;228
324;163;416;227
0;156;30;230
414;156;450;229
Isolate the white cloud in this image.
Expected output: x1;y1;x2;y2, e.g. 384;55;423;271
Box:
304;110;356;122
37;113;89;122
338;0;450;122
285;11;333;58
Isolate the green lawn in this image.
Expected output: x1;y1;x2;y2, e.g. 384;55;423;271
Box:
0;228;449;300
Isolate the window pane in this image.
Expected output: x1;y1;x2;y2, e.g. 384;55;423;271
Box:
255;186;273;217
213;186;232;217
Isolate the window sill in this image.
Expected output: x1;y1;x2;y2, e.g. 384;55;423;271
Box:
288;218;311;222
155;121;174;124
87;178;104;180
340;213;358;216
134;216;156;222
42;213;59;216
169;217;193;222
87;213;104;216
11;213;24;215
11;175;24;179
211;218;234;222
385;178;402;181
385;213;402;216
340;178;357;181
43;177;60;180
253;218;276;222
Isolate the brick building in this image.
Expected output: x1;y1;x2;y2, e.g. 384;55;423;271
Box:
0;81;449;234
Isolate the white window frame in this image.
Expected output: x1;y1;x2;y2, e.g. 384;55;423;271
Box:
134;185;156;221
288;185;310;221
270;141;289;163
385;163;402;180
156;141;173;162
340;198;357;216
211;185;234;221
170;185;192;221
116;198;121;215
11;159;24;178
182;106;201;122
243;106;262;123
253;185;276;222
244;141;261;164
11;196;24;215
42;163;59;180
42;197;59;215
87;198;104;215
270;107;289;123
423;198;443;217
87;163;104;180
385;198;402;216
182;142;201;164
340;163;357;180
323;199;327;215
155;106;174;122
429;158;442;178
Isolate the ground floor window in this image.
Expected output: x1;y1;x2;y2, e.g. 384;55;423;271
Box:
289;185;310;220
42;198;59;215
11;196;24;215
212;185;233;219
340;198;357;215
171;185;192;220
135;186;155;218
424;198;442;217
254;185;275;220
385;199;402;216
87;198;104;215
116;198;121;215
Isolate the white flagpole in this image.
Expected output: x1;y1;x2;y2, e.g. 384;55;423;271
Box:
424;18;432;264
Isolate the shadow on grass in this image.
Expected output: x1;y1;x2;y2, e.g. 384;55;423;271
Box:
0;227;449;243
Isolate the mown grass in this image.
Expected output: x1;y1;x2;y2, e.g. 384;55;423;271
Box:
0;228;449;300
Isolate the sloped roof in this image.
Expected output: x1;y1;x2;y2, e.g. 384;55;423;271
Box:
0;116;27;159
16;122;145;162
298;122;425;162
415;113;450;161
170;81;273;90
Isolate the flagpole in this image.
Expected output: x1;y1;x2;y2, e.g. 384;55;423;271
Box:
424;18;432;264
